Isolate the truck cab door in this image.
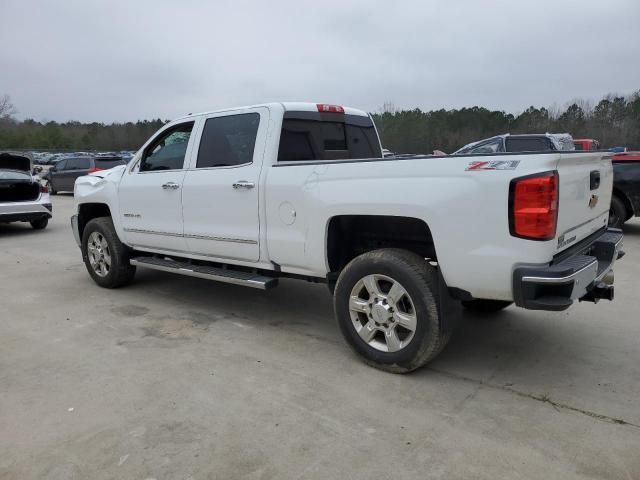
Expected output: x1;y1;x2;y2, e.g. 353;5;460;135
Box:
181;108;268;262
118;120;198;252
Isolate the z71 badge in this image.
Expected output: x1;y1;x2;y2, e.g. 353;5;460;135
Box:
466;160;520;171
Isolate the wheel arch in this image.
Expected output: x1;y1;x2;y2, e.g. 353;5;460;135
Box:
78;203;112;240
612;187;635;220
325;215;437;275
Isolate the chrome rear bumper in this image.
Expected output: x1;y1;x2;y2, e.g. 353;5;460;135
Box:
513;228;624;311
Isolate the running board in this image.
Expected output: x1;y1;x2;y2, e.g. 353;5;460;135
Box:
130;256;278;290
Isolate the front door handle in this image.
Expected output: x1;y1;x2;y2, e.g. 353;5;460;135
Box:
162;182;180;190
233;181;255;190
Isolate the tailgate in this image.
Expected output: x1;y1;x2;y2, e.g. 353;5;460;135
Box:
555;152;612;252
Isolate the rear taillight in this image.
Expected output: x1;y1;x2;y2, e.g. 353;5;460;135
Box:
316;104;345;113
509;171;558;241
40;183;49;193
88;167;103;173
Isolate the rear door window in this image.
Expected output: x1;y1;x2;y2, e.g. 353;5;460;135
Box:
277;112;381;162
196;113;260;168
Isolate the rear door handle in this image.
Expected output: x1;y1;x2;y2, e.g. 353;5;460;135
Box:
162;182;180;190
233;181;255;189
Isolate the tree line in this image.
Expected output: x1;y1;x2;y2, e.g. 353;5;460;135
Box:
0;91;639;153
373;91;640;153
0;117;166;152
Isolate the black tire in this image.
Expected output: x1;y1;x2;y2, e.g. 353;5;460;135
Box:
462;299;512;313
30;217;49;230
334;248;453;373
81;217;136;288
608;195;627;229
48;180;57;195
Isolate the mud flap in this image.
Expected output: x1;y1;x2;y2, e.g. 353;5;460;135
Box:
436;269;462;336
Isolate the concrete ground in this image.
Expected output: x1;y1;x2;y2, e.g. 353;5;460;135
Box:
1;195;639;480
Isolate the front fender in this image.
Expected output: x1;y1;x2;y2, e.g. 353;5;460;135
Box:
74;167;127;245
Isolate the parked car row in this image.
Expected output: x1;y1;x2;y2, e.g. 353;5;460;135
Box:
31;150;135;166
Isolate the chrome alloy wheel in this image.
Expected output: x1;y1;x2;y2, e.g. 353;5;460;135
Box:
87;231;111;277
348;274;417;352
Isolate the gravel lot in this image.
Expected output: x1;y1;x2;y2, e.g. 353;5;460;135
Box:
1;195;639;479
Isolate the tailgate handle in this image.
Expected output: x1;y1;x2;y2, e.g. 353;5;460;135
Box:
590;170;600;190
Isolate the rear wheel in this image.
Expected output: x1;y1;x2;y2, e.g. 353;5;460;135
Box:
462;299;512;313
608;195;627;229
48;180;57;195
82;217;135;288
30;217;48;230
334;249;453;373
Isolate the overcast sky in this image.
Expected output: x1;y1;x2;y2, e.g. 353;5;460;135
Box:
2;0;639;123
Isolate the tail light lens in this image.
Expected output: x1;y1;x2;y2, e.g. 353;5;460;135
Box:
509;171;558;240
88;167;103;173
40;183;49;193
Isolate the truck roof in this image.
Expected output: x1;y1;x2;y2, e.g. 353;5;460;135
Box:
176;102;370;121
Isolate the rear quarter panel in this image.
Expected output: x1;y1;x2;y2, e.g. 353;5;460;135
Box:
265;153;564;300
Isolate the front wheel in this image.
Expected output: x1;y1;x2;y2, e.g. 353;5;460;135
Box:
334;249;453;373
81;217;136;288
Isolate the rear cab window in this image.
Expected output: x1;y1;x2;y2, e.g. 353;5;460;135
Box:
277;111;382;162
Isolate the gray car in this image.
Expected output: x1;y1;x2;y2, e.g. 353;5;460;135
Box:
0;152;52;230
46;156;127;194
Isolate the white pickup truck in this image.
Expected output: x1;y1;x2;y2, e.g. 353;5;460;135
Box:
71;102;624;372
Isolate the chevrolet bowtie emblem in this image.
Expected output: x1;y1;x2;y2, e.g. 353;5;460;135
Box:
589;194;599;209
